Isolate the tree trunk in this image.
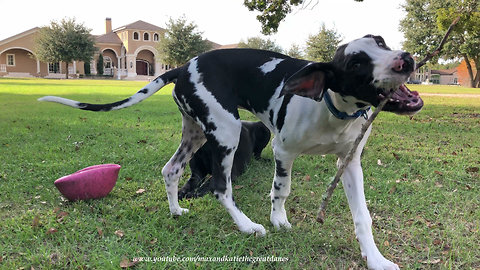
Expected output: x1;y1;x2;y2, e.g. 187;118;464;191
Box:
65;62;69;79
463;54;475;88
474;58;480;88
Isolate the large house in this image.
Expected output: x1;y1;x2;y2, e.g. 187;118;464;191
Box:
411;66;459;85
0;18;228;80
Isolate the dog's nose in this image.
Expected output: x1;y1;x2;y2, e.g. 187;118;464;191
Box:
392;52;414;73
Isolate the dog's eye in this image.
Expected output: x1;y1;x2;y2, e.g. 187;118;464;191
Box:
351;62;361;69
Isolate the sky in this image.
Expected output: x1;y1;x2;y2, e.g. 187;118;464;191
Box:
0;0;407;51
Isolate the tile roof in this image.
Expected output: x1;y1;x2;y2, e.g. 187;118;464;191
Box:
95;32;122;44
431;68;457;75
114;20;165;32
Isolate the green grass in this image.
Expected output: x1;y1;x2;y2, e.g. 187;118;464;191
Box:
0;78;479;269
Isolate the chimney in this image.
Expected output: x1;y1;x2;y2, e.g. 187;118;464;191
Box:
105;18;112;33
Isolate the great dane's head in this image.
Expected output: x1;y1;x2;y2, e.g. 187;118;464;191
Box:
282;35;423;115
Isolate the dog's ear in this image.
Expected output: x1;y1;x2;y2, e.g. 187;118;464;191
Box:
280;63;337;101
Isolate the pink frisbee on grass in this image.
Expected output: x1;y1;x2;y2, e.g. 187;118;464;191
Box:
54;164;121;201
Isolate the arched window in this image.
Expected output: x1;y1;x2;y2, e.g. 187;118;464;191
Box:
104;56;112;68
153;33;159;41
133;32;139;40
143;32;149;41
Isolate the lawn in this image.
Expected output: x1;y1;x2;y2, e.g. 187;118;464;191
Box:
0;78;479;269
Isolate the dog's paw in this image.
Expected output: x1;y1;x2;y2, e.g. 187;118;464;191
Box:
270;211;292;230
238;221;267;236
170;207;189;216
365;253;399;270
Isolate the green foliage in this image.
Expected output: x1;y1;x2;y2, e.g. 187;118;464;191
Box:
286;44;304;59
399;0;479;87
238;36;283;53
244;0;363;35
83;61;91;75
157;17;212;67
35;18;96;79
96;54;104;76
305;24;343;62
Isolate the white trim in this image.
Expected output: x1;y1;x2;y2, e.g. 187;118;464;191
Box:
143;32;150;41
101;47;120;58
0;46;36;57
153;32;159;42
133;45;159;58
6;54;15;66
133;31;140;40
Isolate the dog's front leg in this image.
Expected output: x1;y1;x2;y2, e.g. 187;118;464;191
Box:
340;158;399;270
270;148;295;229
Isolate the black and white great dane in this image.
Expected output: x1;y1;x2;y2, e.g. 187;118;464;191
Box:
39;35;423;269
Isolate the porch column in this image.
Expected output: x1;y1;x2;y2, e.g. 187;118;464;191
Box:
155;61;161;77
117;57;121;79
126;54;136;77
36;59;40;75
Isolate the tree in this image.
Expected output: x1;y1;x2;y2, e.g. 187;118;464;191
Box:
400;0;479;87
286;44;304;59
35;18;96;79
96;54;104;76
238;37;283;53
305;24;343;62
157;17;212;67
244;0;363;34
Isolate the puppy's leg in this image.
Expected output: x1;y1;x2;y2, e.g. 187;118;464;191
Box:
340;158;399;270
210;121;266;236
162;115;206;215
270;146;295;229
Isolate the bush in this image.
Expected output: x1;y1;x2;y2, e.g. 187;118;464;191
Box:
96;54;104;75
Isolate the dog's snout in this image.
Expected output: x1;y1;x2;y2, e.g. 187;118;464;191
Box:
392;52;414;73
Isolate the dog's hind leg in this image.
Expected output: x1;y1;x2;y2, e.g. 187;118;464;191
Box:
162;115;206;215
208;120;266;236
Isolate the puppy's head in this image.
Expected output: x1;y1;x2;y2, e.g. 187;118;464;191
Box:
282;35;423;116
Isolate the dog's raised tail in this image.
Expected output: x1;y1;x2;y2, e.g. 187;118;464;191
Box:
38;68;180;112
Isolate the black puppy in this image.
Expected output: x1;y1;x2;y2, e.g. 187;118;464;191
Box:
178;121;270;199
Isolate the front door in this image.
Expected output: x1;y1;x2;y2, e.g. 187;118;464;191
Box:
136;60;148;75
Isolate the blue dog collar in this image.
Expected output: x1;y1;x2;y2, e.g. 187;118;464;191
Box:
324;91;370;120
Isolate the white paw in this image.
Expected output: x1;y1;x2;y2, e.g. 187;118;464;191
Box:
238;221;267;236
270;211;292;230
365;253;399;270
170;207;189;216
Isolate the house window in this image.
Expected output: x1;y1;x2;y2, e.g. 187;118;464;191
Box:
104;56;112;68
143;32;149;41
153;33;159;41
49;62;60;73
133;32;139;40
7;54;15;66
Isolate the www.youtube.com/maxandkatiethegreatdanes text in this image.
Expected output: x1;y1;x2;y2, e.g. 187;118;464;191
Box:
133;255;289;263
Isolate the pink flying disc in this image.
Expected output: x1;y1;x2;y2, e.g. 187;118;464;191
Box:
54;164;121;201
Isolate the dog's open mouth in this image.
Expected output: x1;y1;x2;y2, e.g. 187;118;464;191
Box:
378;84;423;115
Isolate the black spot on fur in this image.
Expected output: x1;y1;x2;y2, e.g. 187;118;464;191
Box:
274;181;281;190
356;102;368;108
276;94;292;132
275;159;288;177
269;110;274;126
78;98;131;112
138;88;149;94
